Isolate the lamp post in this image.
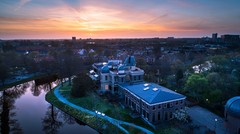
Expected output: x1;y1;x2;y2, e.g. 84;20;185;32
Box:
214;118;218;132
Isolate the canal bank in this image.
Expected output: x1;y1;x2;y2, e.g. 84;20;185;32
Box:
46;84;154;134
0;73;52;91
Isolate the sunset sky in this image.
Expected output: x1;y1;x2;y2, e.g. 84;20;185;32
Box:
0;0;240;39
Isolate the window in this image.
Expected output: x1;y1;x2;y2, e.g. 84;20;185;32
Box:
153;106;155;110
142;109;146;117
158;104;161;109
134;76;136;81
152;113;155;122
105;75;108;81
170;112;173;119
164;104;167;108
146;112;149;120
164;112;168;120
158;112;161;120
167;103;170;108
176;101;178;105
105;85;108;90
138;75;141;80
136;105;140;112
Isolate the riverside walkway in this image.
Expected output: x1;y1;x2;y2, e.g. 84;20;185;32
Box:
54;86;153;134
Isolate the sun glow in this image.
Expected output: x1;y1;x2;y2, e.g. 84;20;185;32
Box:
1;0;240;39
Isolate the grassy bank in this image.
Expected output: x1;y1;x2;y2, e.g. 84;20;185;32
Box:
45;87;126;134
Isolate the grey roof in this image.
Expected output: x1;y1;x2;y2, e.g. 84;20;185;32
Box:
119;82;185;105
225;96;240;118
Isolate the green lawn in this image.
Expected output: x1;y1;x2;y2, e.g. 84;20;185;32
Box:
46;89;125;134
60;85;145;123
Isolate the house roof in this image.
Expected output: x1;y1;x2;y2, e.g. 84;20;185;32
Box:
119;82;185;105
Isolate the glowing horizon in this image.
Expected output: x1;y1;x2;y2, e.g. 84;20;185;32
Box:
1;0;240;39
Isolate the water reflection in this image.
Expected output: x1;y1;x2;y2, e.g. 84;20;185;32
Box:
0;80;98;134
0;82;27;134
42;105;63;134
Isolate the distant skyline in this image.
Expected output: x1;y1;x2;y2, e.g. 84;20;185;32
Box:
0;0;240;39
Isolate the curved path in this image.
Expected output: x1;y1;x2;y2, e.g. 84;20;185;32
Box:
54;85;153;134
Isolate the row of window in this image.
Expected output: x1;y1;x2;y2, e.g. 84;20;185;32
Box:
130;75;142;81
104;75;125;83
152;111;174;122
103;75;143;82
152;100;184;110
142;110;173;122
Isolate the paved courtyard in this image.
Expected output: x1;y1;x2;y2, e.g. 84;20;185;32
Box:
188;106;228;134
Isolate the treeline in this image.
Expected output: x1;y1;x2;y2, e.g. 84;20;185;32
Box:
0;46;96;86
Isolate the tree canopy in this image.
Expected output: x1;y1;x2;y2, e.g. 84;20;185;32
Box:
184;74;208;101
71;73;95;97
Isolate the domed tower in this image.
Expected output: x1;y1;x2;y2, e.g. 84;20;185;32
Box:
225;96;240;134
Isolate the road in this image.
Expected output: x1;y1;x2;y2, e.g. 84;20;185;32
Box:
188;106;228;134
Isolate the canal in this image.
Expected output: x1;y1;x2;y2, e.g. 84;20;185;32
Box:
0;80;98;134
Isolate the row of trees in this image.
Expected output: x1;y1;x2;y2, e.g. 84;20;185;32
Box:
0;46;96;86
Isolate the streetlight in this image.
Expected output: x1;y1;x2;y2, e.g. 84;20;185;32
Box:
214;118;218;132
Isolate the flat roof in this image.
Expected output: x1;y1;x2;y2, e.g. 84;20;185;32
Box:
119;82;185;105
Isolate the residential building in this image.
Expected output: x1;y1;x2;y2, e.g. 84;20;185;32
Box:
212;33;218;41
221;34;240;43
90;56;186;124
